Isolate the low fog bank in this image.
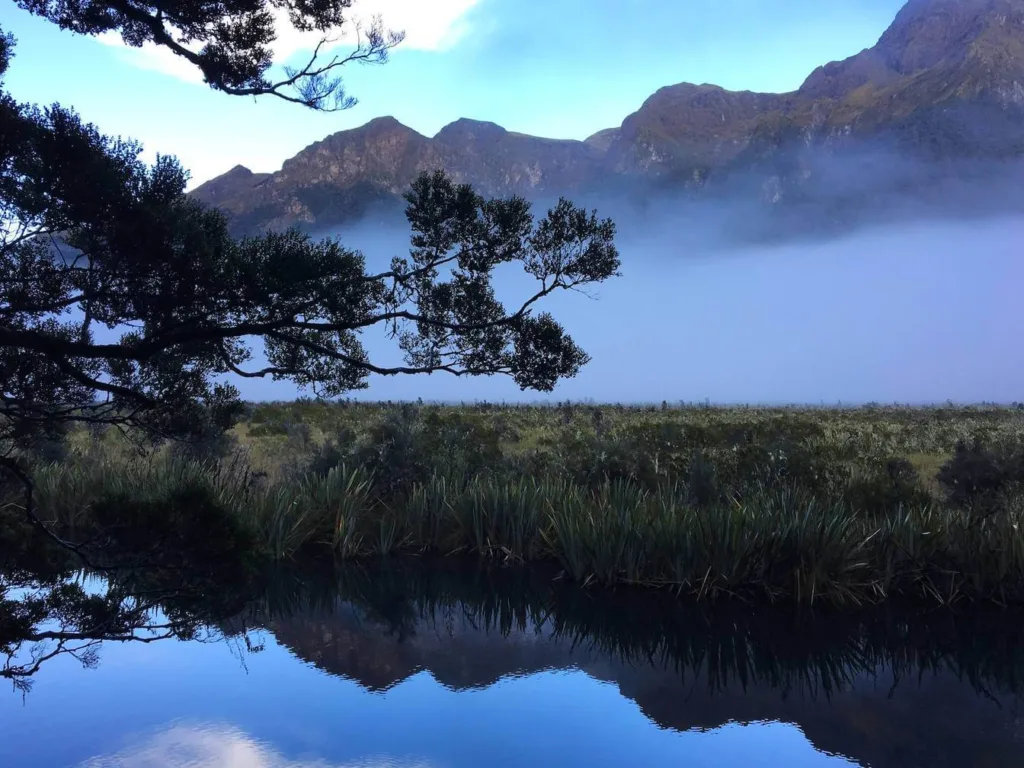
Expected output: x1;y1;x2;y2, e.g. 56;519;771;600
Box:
237;209;1022;405
578;147;1024;254
310;146;1024;257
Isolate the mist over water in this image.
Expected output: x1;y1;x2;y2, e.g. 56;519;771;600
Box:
238;213;1023;405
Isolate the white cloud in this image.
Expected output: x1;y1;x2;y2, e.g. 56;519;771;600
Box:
79;722;438;768
96;32;206;84
272;1;481;57
95;0;481;85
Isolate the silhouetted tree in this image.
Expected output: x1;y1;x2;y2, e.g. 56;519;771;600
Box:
0;24;621;534
15;0;404;111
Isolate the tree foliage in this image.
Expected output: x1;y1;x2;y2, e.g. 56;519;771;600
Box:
15;0;404;110
0;0;622;686
0;31;620;452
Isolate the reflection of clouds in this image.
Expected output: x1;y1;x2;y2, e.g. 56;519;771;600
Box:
80;723;436;768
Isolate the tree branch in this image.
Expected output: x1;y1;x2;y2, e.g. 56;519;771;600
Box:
101;0;404;111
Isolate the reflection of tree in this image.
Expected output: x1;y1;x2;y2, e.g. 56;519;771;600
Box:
0;569;243;694
3;633;100;695
6;549;1024;741
0;491;267;693
5;551;1024;766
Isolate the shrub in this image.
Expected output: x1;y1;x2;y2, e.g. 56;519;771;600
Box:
845;457;932;516
350;406;428;498
303;426;359;478
169;428;239;463
938;439;1024;515
88;484;261;574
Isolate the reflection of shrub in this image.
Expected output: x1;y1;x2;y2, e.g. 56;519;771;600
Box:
938;439;1024;515
0;498;76;577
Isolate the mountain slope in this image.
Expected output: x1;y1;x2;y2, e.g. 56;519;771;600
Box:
618;0;1024;177
193;0;1024;237
194;115;603;234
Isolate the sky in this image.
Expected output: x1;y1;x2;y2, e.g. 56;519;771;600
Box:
3;0;1019;404
0;0;909;189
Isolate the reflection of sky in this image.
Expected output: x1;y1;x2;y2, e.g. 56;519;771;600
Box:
0;632;856;768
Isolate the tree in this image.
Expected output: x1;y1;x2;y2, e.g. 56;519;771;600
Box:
0;28;620;447
0;4;620;554
0;1;620;696
1;481;271;693
15;0;404;111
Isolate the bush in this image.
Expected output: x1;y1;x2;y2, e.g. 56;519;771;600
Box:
296;407;514;501
938;439;1024;515
350;406;428;498
304;427;358;477
169;428;239;463
845;457;931;516
88;484;261;573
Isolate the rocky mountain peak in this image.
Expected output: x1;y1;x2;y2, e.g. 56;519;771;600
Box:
605;82;786;175
278;116;427;179
298;116;423;156
435;118;508;144
193;0;1024;237
359;115;415;133
584;128;619;152
799;0;1024;101
191;164;269;207
877;0;1024;72
223;164;255;177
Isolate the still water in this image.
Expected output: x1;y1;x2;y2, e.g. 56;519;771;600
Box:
2;564;1022;768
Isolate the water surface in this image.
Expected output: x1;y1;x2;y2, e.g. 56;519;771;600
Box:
2;564;1022;767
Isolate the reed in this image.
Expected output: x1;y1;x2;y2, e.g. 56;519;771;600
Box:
18;450;1024;606
11;403;1024;606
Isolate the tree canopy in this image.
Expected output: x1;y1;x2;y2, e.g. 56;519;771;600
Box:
0;0;622;686
16;0;404;110
0;21;620;454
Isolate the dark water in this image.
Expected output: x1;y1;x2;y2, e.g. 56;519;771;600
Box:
2;563;1023;768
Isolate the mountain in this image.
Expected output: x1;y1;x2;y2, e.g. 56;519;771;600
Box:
193;0;1024;238
196;115;604;235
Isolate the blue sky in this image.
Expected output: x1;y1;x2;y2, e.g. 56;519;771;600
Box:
0;0;908;189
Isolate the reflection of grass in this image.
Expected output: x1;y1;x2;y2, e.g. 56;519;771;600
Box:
243;559;1024;702
15;403;1024;605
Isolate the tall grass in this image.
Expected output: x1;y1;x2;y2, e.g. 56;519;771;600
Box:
21;443;1024;607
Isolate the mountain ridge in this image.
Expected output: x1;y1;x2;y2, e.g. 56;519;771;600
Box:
193;0;1024;237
